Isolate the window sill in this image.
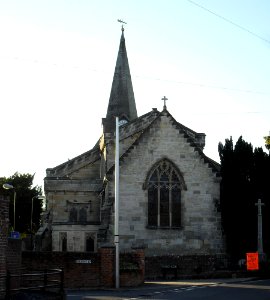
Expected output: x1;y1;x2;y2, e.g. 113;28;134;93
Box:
146;225;182;230
53;221;101;225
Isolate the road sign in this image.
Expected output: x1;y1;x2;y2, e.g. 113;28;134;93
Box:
246;252;259;271
10;231;20;239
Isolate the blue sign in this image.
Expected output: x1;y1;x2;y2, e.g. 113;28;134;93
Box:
10;231;20;239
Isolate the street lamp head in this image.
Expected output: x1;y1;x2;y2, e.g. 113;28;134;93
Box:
3;183;14;190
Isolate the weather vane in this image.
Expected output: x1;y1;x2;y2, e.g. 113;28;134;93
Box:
117;19;127;31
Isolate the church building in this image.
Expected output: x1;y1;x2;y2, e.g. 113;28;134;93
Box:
42;28;225;257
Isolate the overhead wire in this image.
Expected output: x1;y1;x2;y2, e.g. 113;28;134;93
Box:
187;0;270;44
1;2;270;99
1;55;269;97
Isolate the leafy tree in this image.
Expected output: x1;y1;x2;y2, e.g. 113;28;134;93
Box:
219;137;270;261
0;173;42;234
264;135;270;152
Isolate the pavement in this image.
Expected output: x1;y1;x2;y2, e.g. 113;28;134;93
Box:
65;277;256;300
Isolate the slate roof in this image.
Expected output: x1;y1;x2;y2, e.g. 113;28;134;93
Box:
46;144;100;178
107;108;220;177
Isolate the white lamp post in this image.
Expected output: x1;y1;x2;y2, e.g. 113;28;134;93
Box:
3;183;16;230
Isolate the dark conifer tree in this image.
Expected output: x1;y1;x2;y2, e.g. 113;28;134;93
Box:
219;137;269;261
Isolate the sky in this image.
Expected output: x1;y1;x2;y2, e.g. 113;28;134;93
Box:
0;0;269;190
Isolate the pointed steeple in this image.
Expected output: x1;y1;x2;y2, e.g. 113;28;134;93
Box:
103;28;137;133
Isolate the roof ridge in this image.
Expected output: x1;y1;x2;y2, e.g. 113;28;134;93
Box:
46;141;100;175
107;109;220;176
164;110;220;176
107;111;161;174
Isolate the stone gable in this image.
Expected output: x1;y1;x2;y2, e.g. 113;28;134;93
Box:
102;111;223;255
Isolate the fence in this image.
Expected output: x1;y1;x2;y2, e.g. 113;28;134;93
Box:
0;268;64;299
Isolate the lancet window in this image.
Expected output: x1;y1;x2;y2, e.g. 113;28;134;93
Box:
146;159;185;228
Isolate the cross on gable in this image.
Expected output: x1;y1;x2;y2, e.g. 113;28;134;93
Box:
161;96;168;110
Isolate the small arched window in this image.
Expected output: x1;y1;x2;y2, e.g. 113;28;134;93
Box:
60;232;67;252
146;159;185;228
86;235;95;252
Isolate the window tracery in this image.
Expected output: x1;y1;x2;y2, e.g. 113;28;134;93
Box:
146;159;185;228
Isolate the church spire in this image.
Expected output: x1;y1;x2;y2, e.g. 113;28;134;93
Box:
103;28;137;132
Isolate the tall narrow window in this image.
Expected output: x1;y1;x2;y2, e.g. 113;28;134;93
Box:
79;207;87;223
146;159;185;228
69;207;77;222
60;232;67;252
85;234;95;252
62;236;67;252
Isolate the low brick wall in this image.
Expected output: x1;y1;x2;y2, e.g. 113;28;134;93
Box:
120;248;145;287
22;250;101;288
6;238;22;291
6;239;22;274
22;247;145;288
0;195;9;298
145;254;229;279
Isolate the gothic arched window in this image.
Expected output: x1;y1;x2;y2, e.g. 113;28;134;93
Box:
86;235;95;252
146;159;186;228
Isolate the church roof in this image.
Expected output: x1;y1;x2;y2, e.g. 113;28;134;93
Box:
46;144;100;178
107;108;220;177
103;28;137;132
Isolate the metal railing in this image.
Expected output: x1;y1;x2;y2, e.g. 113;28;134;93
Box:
0;268;64;299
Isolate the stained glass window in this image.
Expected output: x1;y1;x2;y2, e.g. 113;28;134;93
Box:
147;159;184;228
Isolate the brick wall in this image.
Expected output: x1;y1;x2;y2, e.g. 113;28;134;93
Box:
21;248;145;288
120;248;145;287
6;238;22;290
100;247;114;287
6;239;22;274
22;251;101;288
0;195;9;297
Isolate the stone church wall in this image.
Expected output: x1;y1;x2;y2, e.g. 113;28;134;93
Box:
107;114;224;255
52;224;100;252
47;191;100;224
46;185;101;252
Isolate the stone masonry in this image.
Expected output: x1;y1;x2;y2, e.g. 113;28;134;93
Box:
103;110;224;255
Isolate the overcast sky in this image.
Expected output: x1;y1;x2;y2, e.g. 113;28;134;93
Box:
1;0;269;189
